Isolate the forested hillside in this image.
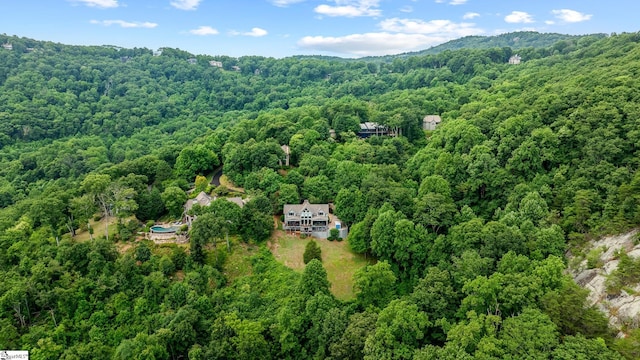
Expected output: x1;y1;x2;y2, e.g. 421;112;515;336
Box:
363;31;605;61
2;31;640;359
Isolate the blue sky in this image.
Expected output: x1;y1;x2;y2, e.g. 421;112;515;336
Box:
1;0;639;58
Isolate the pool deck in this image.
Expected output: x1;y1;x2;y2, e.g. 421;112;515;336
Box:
146;223;188;244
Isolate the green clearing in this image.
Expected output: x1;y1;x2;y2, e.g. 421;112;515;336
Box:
269;231;375;300
223;242;258;283
72;216;119;242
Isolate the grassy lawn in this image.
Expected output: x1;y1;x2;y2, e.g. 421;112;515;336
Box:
269;231;375;301
219;174;245;193
73;216;119;242
223;242;259;283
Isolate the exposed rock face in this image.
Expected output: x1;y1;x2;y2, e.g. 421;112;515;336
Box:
570;230;640;332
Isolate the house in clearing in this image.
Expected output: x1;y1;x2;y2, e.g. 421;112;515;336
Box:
283;200;329;238
423;115;442;131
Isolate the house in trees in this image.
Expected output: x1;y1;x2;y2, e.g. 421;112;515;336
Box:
209;60;223;68
358;122;390;138
185;191;213;212
187;58;197;65
2;43;12;50
283;200;330;238
423;115;442;131
183;191;246;225
280;144;290;167
509;54;522;64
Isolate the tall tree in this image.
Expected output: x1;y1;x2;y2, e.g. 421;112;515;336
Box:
81;173;112;240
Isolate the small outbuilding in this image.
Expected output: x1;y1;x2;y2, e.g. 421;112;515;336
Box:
423;115;442;131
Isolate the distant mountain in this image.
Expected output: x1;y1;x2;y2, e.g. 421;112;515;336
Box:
361;31;607;62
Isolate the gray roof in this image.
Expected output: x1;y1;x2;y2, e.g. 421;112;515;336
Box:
423;115;442;123
184;191;212;212
283;199;329;217
225;197;245;208
359;122;386;130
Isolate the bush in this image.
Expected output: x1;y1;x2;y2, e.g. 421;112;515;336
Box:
586;247;604;269
303;240;322;264
328;228;340;241
136;242;152;262
213;185;230;196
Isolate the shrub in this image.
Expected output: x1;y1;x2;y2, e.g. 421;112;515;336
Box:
328;228;340;241
303;240;322;264
136;242;152;262
586;247;604;269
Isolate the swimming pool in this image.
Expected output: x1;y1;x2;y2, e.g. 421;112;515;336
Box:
150;225;180;233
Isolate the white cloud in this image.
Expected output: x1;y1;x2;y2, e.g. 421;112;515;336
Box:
245;27;269;37
504;11;534;24
400;5;413;13
298;33;435;56
545;20;555;25
90;19;158;28
189;26;219;35
299;17;483;56
230;27;269;37
379;18;482;36
552;9;592;23
170;0;202;10
314;0;381;17
463;12;479;19
269;0;305;6
435;0;467;5
70;0;119;8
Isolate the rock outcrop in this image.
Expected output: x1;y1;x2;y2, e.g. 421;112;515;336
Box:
570;230;640;333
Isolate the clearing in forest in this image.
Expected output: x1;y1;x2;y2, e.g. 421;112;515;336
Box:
268;231;375;300
72;216;119;242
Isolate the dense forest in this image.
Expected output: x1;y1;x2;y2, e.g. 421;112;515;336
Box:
2;30;640;359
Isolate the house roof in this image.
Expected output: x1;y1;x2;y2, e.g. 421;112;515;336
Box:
423;115;442;123
225;197;245;208
281;144;290;155
184;191;212;212
283;199;329;216
359;122;386;131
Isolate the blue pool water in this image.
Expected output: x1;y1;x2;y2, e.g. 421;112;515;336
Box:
150;225;180;233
